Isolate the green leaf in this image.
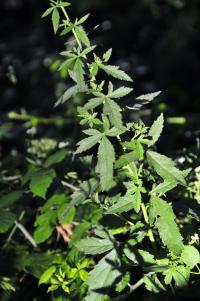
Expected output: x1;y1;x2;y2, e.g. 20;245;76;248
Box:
52;8;60;34
45;149;69;167
39;266;56;286
0;191;22;209
86;250;122;301
104;98;123;129
115;273;130;292
0;211;16;233
103;48;112;62
96;136;115;191
54;85;77;107
137;91;161;101
151;180;177;195
76;13;90;25
57;206;75;224
30;169;56;199
148;113;164;146
108;87;133;99
124;247;155;268
75;132;102;154
149;196;184;255
181;246;200;268
115;151;138;169
76;237;114;255
147;150;186;185
100;64;132;82
42;7;54;18
106;195;133;214
34;211;56;243
84;97;103;110
75;26;90;47
75;58;85;91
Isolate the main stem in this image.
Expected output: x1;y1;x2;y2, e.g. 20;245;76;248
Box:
141;203;156;249
61;6;82;50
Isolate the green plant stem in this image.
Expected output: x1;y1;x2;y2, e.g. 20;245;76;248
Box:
72;28;82;50
4;210;25;248
60;6;82;50
61;6;69;22
141;203;156;249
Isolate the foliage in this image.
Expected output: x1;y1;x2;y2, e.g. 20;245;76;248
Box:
0;1;200;301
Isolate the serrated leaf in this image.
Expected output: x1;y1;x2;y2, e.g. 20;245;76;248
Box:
52;8;60;34
76;237;113;255
30;169;56;199
181;246;200;268
84;97;103;110
151;180;177;195
147;150;186;185
137;91;161;101
100;64;132;82
149;196;184;255
106;195;133;214
75;58;85;91
0;191;22;209
0;211;16;233
148;113;164;146
39;266;56;286
108;87;133;99
75;133;102;154
86;250;122;301
54;85;77;107
115;273;130;292
75;26;90;47
103;49;112;62
104;98;123;129
45;149;69;167
96;136;115;191
115;151;138;169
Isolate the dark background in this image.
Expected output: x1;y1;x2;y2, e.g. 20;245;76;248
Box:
0;0;200;154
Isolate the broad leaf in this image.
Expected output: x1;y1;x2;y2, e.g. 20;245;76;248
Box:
96;136;115;191
104;98;123;129
75;132;102;154
108;87;133;99
106;195;133;214
45;149;69;167
149;196;184;255
29;169;56;199
76;237;114;255
0;191;22;209
39;266;56;285
86;250;122;301
75;26;90;47
0;210;16;233
147;150;186;185
148;113;164;146
181;245;200;268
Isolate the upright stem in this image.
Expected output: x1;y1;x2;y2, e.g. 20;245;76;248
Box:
141;203;156;249
61;6;82;50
